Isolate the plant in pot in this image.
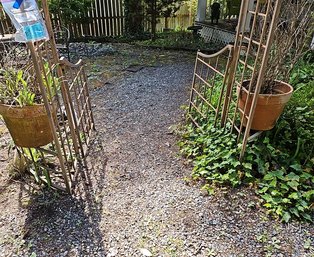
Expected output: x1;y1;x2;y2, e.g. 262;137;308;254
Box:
238;0;313;131
0;63;60;148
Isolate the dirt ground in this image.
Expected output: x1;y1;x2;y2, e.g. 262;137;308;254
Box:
0;44;313;257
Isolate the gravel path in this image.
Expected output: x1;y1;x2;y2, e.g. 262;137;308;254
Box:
0;45;313;257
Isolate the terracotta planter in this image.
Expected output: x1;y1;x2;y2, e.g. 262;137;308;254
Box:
0;104;54;148
238;80;293;131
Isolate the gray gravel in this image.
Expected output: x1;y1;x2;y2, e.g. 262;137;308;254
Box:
0;45;313;257
88;62;313;257
68;43;116;61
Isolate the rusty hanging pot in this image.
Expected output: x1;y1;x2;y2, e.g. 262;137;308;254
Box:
0;104;54;148
238;80;294;131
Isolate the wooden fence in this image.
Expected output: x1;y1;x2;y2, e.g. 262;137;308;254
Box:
0;0;125;40
88;0;124;37
156;14;192;32
50;0;125;39
0;0;194;40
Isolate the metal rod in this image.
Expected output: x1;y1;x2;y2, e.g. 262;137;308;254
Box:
27;42;71;193
240;0;283;159
188;52;200;113
41;0;81;157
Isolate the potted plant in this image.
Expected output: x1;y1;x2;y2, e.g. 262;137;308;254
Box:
238;80;294;131
238;0;313;131
0;64;59;148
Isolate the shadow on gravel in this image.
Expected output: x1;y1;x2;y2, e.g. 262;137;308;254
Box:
20;132;108;256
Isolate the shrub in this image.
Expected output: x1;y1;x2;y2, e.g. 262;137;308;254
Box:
43;0;92;25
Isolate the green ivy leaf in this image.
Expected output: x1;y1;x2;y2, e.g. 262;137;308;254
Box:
297;205;304;212
282;198;291;204
270;178;277;187
288;192;299;200
242;162;252;170
258;186;269;194
264;203;272;208
300;172;312;180
290;163;303;172
221;174;229;181
271;189;280;196
301;213;313;222
290;208;300;217
276;206;283;216
245;171;253;178
272;170;285;179
282;212;291;223
256;158;266;174
286;172;300;182
280;183;289;191
303;190;314;200
287;180;299;191
264;173;274;181
299;200;309;208
261;194;273;203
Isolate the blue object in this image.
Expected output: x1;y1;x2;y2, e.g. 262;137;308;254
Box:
13;0;24;9
24;22;46;41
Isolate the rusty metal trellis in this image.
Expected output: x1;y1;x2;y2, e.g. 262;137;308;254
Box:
188;45;234;128
4;0;96;193
189;0;284;159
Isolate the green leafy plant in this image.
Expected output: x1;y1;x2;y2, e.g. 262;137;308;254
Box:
180;55;314;222
42;63;60;101
23;148;52;187
124;0;145;37
0;64;60;107
180;123;255;187
179;48;314;223
0;69;36;107
42;0;92;26
252;137;313;222
179;123;313;222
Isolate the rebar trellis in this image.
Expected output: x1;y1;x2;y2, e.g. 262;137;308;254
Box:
189;0;285;159
1;0;95;193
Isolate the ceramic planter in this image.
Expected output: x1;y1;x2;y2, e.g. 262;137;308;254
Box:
0;104;54;148
238;80;293;131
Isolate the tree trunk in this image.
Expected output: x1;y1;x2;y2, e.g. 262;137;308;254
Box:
151;0;157;41
165;16;169;29
125;0;144;36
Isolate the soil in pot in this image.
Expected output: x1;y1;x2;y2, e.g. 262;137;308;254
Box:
238;80;293;131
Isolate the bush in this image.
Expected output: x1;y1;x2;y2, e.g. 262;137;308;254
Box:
42;0;92;25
